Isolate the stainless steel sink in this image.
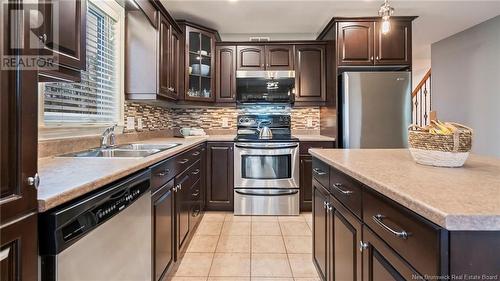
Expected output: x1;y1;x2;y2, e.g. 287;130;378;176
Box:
115;143;181;151
59;143;181;158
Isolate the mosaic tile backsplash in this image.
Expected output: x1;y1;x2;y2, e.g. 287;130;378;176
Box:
124;102;320;132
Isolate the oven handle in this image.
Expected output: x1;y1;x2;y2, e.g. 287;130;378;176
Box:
235;190;299;196
235;144;299;149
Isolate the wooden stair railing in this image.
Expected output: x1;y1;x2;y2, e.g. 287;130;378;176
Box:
412;69;431;126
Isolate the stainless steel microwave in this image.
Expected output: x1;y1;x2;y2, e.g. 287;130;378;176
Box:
236;71;295;104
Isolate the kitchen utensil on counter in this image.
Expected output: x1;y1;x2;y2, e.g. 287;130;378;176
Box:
175;127;206;138
408;121;473;167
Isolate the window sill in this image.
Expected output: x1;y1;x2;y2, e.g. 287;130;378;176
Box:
39;124;125;141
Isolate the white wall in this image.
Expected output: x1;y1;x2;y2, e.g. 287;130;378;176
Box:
431;15;500;157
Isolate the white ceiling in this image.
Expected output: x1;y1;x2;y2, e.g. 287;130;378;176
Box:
162;0;500;81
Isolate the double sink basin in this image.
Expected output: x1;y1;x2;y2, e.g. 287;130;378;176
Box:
60;143;181;158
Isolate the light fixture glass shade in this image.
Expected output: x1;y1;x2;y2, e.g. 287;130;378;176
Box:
378;0;394;34
381;18;391;34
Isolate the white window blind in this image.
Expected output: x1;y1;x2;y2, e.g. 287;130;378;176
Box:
43;2;119;124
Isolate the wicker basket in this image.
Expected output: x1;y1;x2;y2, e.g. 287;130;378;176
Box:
408;122;473;167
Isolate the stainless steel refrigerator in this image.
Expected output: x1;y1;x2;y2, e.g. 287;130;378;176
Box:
340;71;412;148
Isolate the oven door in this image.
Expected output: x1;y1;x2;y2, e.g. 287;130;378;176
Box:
234;142;299;189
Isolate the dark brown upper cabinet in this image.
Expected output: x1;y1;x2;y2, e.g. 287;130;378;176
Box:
337;21;375;66
215;45;236;103
38;0;87;82
237;45;265;70
179;21;218;102
159;16;172;97
335;18;414;67
265;45;294;70
374;20;412;65
126;2;181;101
295;44;326;102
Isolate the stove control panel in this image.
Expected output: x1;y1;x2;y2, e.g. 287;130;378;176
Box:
237;115;291;128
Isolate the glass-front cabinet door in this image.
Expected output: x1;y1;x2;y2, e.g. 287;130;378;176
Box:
186;27;215;101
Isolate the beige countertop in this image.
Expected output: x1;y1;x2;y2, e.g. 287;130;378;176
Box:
37;134;335;212
294;135;336;142
38;137;208;212
308;149;500;231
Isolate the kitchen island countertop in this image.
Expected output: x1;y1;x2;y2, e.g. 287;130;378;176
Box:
308;149;500;231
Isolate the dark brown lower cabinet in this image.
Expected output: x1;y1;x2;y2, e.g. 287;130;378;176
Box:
152;180;174;281
175;173;191;254
206;142;234;211
0;213;38;281
300;156;313;211
331;196;362;281
362;227;422;281
313;180;329;280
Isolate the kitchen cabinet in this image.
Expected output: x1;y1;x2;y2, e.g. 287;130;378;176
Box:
215;45;237;102
152;179;174;281
1;6;38;279
299;157;313;211
159;16;180;100
38;0;87;82
206;142;234;211
265;45;294;70
175;169;192;254
237;45;265;70
336;18;414;67
126;4;181;101
295;44;327;102
337;21;374;66
236;44;294;71
362;227;422;281
0;214;38;281
299;141;335;211
312;157;451;281
331;196;362;281
179;21;218;102
312;180;329;281
374;20;412;65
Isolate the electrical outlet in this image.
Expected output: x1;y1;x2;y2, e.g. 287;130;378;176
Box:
137;117;143;130
222;117;229;128
126;117;135;130
306;117;313;128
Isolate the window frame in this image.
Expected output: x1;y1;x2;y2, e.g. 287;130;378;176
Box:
38;0;125;140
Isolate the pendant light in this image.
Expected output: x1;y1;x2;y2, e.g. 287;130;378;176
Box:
378;0;395;34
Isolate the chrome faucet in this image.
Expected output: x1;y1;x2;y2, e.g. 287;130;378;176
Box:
101;124;117;148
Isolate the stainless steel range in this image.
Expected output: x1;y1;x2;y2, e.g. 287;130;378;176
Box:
234;114;300;216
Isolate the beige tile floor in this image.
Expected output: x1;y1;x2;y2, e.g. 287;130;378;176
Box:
170;211;318;281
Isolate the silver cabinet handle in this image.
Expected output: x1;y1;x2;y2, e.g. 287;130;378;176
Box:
0;247;10;261
313;168;326;176
174;184;181;192
27;173;40;189
359;241;368;252
376;56;379;61
39;33;47;44
332;183;353;195
372;214;409;239
178;158;189;164
370;56;374;61
192;169;200;175
156;169;170;177
192;151;200;156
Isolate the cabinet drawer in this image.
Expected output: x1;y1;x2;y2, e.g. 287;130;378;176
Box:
329;167;362;218
363;190;442;276
312;158;330;188
176;160;201;191
151;157;177;192
299;141;335;155
177;144;203;173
